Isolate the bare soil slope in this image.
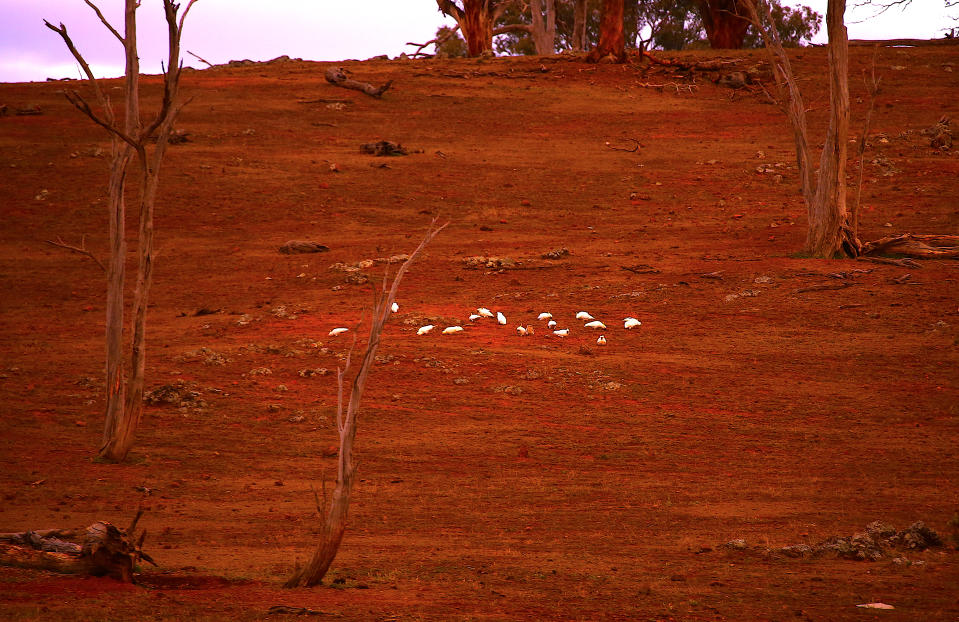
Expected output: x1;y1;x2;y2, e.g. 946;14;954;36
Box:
1;46;958;620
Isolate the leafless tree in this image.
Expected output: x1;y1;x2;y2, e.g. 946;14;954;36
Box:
744;0;858;257
285;220;447;588
45;0;197;462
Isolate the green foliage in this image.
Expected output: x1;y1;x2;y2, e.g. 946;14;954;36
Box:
744;2;822;47
490;0;820;55
434;26;468;58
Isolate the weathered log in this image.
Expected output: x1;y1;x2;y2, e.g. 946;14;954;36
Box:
324;67;393;98
860;234;959;259
0;520;152;582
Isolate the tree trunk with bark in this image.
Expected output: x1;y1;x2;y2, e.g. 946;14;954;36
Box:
284;221;446;589
572;0;588;52
437;0;511;57
587;0;626;63
698;0;750;49
529;0;557;55
46;0;196;462
806;0;856;257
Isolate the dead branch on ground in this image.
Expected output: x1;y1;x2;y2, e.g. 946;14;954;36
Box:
860;234;959;259
45;235;106;272
0;511;154;582
605;138;641;152
325;67;393;98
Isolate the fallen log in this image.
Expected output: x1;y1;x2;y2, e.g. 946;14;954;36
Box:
0;514;153;582
324;67;393;98
860;234;959;259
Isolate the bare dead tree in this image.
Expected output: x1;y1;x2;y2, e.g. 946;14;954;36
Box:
285;220;447;589
45;0;197;463
745;0;959;259
744;0;858;257
852;50;881;238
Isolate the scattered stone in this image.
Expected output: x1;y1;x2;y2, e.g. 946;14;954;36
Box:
718;72;746;89
754;275;774;284
235;314;255;326
288;414;306;423
144;381;206;409
493;385;523;396
249;367;273;376
279;241;329;254
731;520;944;562
604;382;622;391
453;377;469;385
462;256;517;270
179;347;231;366
298;368;331;377
360;140;408;156
542;248;571;260
723;539;748;551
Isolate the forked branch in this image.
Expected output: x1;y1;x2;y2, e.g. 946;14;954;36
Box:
45;235;106;272
284;219;447;589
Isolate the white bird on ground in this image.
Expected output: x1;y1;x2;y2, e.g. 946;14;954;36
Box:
497;311;507;325
576;311;595;321
597;335;607;346
624;317;642;329
328;327;349;336
553;328;569;337
442;326;464;334
584;320;606;330
537;312;553;321
516;326;528;336
469;314;481;322
547;320;557;329
417;325;434;335
391;302;399;313
477;308;495;318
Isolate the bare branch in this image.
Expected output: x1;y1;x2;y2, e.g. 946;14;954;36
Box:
45;235;106;272
63;90;139;149
43;20;110;114
82;0;124;44
406;24;461;57
187;50;212;67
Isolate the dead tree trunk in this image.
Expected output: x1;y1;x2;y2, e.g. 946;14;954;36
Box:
46;0;197;462
324;67;393;98
806;0;856;257
745;0;857;258
698;0;750;49
587;0;626;63
0;513;153;582
572;0;588;52
284;220;446;589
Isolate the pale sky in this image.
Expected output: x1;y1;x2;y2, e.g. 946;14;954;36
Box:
0;1;953;84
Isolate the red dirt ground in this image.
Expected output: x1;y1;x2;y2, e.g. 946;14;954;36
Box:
1;46;958;621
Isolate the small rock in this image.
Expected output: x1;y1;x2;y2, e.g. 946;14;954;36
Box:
723;539;748;551
453;377;469;385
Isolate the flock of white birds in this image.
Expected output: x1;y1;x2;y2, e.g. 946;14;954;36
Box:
328;302;642;346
